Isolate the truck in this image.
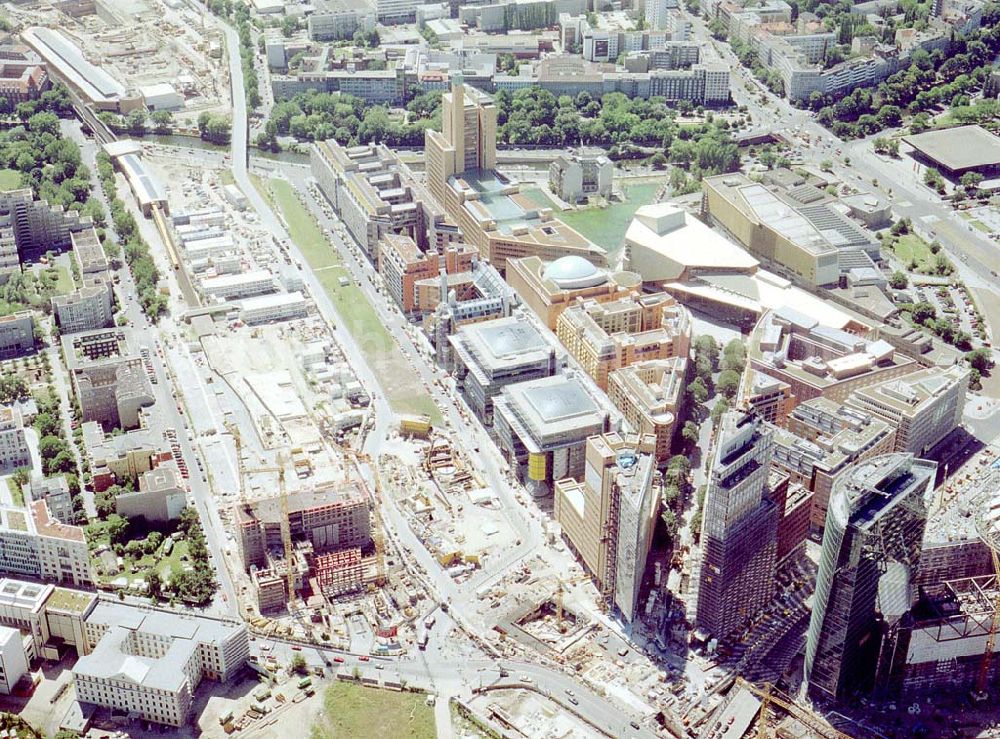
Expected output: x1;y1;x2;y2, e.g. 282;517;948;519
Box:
424;615;436;629
297;677;313;690
417;625;428;650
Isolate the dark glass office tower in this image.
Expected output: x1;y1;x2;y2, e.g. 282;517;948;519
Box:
805;453;934;702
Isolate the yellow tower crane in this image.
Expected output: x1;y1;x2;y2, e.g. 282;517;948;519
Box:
973;492;1000;701
736;678;852;739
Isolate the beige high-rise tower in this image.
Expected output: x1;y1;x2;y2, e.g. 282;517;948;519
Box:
426;75;497;205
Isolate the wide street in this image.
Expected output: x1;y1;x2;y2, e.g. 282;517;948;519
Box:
691;14;1000;340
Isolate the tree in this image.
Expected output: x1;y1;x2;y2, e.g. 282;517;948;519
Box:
150;110;173;134
147;570;163;600
687;378;708;405
889;270;908;289
960;171;983;193
106;514;129;545
911;301;937;324
710;398;730;426
820;159;834;172
661;508;679;540
681;420;700;446
721;339;746;372
290;653;308;675
693;335;719;371
716;370;741;399
966;347;995;373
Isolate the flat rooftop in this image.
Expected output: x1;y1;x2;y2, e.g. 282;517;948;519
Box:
46;587;97;615
499;373;607;446
902;125;1000;173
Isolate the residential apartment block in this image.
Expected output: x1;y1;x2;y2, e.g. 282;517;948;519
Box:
377;234;477;316
548;147;613;203
0;406;30;475
63;329;154;432
607;357;687;464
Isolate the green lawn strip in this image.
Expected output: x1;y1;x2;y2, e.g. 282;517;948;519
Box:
0;168;22;190
261;178;442;426
52;264;75;294
6;477;23;507
266;178;340;269
311;682;435;739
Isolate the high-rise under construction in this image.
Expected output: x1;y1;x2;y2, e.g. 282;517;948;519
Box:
694;409;777;639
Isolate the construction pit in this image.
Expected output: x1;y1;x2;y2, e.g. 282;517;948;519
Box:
469;689;597;739
380;436;520;583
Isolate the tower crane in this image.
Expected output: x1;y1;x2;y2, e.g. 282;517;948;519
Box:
735;678;851;739
972;487;1000;700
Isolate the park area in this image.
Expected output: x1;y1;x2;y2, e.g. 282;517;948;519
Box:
311;682;435;739
254;177;440;422
522;180;660;257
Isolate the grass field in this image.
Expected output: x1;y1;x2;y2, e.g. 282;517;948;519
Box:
525;181;661;256
311;682;435;739
51;265;75;295
889;233;935;272
0;169;22;191
256;178;441;424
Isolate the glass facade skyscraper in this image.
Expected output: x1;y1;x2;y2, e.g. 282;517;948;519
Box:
805;453;935;702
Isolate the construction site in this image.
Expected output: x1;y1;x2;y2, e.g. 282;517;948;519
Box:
12;0;229;123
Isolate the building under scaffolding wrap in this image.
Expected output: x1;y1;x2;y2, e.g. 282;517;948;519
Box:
902;574;1000;693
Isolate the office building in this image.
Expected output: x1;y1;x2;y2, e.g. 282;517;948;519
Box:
448;314;556;423
548;148;613;203
554;432;658;622
311;139;452;259
114;462;187;523
63;329;154;432
0;500;93;587
506;255;644;330
804;454;934;701
0;312;34;359
846;365;969;456
494;373;610;498
71;226;108;275
556;292;691;390
75;603;250;727
377;234;477;316
425;79;605;271
695;409;777;639
52;280;114;334
0;625;28;694
0;579;98;661
0;407;30;475
307;0;375;40
607;357;687;464
749;308;914;411
779;397;897;534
